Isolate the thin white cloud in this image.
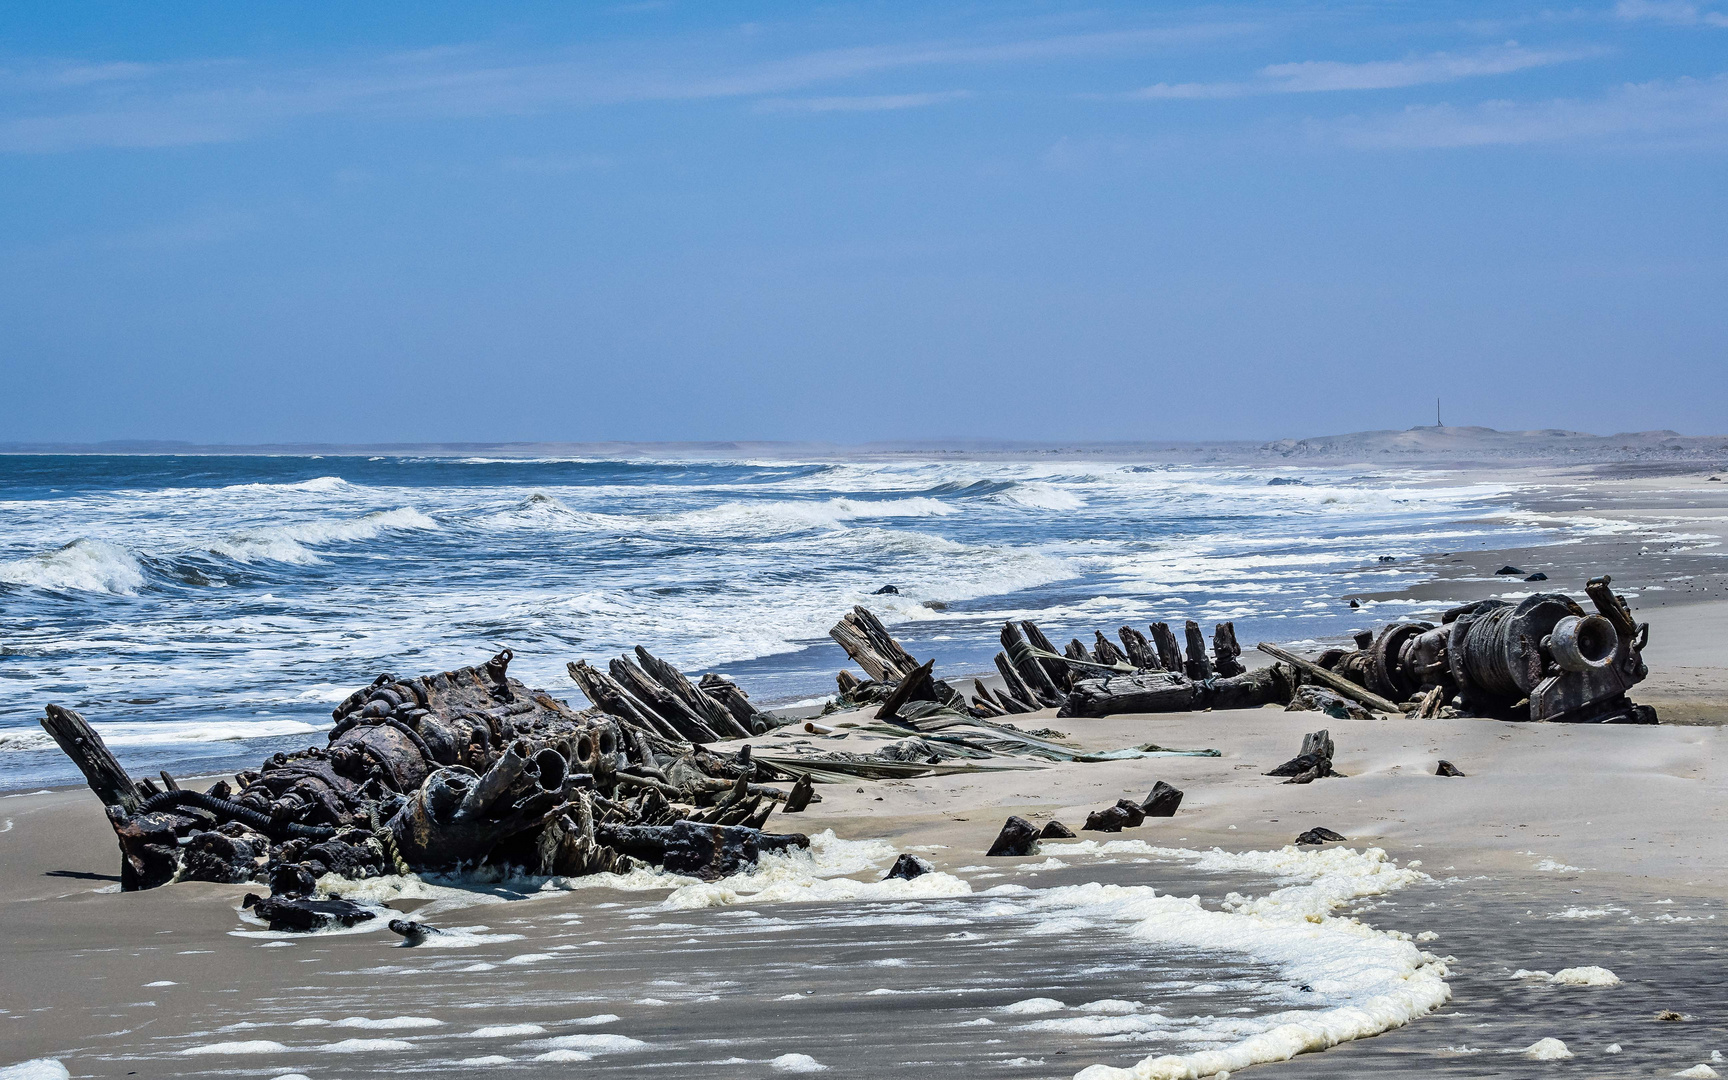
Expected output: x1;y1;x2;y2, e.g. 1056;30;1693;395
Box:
1320;72;1728;147
0;21;1256;153
1614;0;1728;26
755;90;971;113
1134;42;1600;99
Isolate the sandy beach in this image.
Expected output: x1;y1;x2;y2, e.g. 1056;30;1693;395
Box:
3;461;1725;1079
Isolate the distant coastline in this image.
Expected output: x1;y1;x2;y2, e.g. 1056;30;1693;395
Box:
3;424;1726;465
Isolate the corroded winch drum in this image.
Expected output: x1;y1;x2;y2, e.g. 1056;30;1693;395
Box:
1352;577;1650;724
1449;593;1589;708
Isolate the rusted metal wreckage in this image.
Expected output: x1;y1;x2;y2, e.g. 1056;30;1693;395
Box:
40;646;817;919
38;573;1652;922
1031;574;1653;726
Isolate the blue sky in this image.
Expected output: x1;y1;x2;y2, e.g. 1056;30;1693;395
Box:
1;1;1724;444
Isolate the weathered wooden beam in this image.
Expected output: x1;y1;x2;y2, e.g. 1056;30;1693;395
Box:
40;705;140;813
1150;622;1183;671
1212;621;1246;677
1184;621;1214;680
1000;623;1064;706
636;647;750;739
1256;642;1401;714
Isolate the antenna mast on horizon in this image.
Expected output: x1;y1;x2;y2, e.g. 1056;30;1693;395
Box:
1436;397;1442;429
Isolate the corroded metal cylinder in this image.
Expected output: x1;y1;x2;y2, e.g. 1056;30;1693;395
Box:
1547;614;1618;672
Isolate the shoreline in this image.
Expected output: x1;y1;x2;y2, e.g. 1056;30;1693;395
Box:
2;460;1724;1078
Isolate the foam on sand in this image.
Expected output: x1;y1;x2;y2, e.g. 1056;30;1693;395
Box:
534;1034;646;1053
180;1041;288;1055
338;832;1439;1080
1520;1038;1574;1060
1512;966;1621;986
1033;841;1445;1080
329;1016;442;1029
663;832;972;909
1675;1066;1720;1078
0;1061;70;1080
771;1053;829;1072
317;1038;414;1052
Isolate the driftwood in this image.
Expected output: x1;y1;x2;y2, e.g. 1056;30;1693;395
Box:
1118;626;1158;670
610;656;722;743
1000;623;1065;706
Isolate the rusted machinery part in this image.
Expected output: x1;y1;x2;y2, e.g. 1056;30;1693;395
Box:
1364;621;1432;701
1448;593;1588;708
1547;614;1619;672
139;789;338;841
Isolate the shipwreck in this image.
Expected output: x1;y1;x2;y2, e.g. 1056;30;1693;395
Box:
36;572;1654;925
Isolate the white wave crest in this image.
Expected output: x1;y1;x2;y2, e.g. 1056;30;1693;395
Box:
0;538;147;595
995;482;1086;511
210;508;437;564
669;497;959;534
222;476;349;493
0;718;323;754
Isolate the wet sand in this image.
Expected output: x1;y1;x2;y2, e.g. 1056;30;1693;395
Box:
3;462;1725;1079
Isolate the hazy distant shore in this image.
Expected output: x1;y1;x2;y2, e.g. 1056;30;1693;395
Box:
4;424;1728;465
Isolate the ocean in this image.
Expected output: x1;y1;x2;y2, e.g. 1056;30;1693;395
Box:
1;453;1549;790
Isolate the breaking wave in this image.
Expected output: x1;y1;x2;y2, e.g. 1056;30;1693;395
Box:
221;476;350;493
994;482;1087;511
207;507;437;565
0;718;324;754
0;538;147;595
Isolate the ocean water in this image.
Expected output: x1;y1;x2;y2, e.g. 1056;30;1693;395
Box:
0;453;1550;788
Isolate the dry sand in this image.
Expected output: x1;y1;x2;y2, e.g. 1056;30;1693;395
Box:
2;463;1724;1078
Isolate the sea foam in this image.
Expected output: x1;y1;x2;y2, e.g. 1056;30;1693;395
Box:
0;1061;70;1080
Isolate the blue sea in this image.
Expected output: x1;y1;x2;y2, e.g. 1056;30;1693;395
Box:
0;453;1552;789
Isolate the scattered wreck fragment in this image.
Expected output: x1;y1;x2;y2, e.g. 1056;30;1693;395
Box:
1005;575;1655;725
1267;730;1339;784
1280;575;1655;724
42;649;810;897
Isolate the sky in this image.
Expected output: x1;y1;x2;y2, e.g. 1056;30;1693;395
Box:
1;1;1724;445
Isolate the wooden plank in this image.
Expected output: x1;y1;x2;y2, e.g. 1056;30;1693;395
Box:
1255;642;1402;714
40;705;141;812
